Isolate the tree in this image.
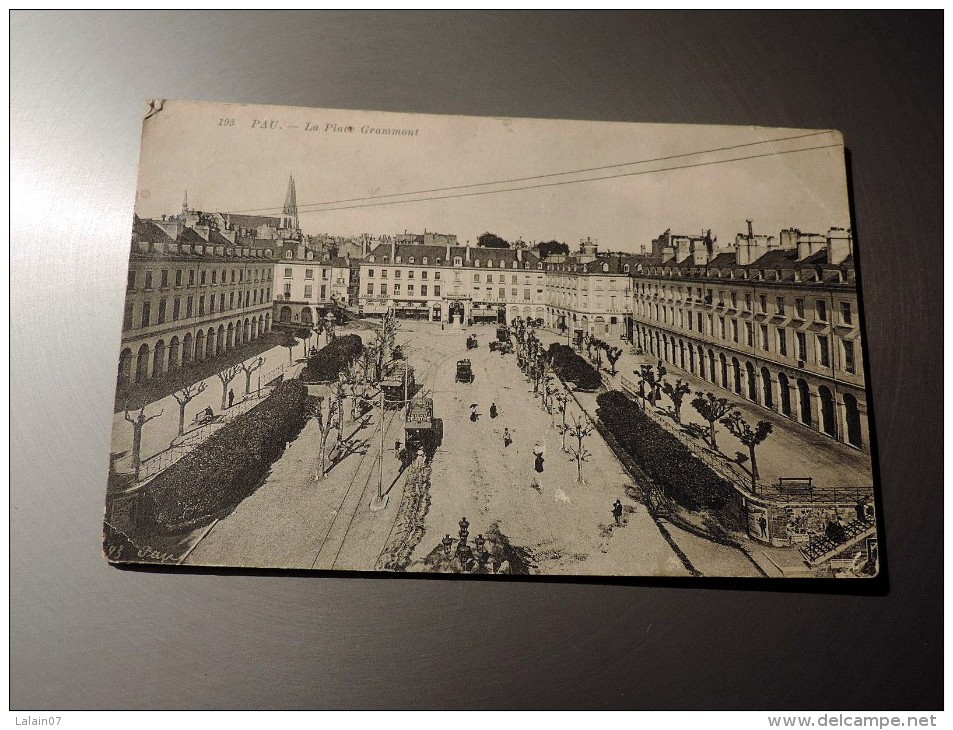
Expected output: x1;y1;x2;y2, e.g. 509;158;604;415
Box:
690;391;732;451
661;378;692;423
636;363;665;408
123;403;164;479
216;364;242;410
604;345;623;375
238;356;265;397
721;410;774;488
477;232;510;249
537;240;570;258
551;389;570;451
172;382;206;436
313;394;340;479
280;329;299;364
562;413;594;482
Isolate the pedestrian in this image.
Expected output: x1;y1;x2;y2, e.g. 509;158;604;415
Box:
503;428;512;448
612;499;624;526
533;441;545;473
395;439;402;455
227;388;235;408
203;405;214;419
489;402;498;419
758;515;768;538
854;498;867;523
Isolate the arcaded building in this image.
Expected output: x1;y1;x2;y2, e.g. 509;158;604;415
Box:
630;225;869;453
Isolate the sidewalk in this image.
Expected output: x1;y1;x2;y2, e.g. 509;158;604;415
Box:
535;329;873;493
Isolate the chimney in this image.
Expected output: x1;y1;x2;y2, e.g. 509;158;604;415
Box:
827;227;853;264
691;239;710;266
517;248;523;262
465;242;471;261
390;241;396;260
675;236;690;261
747;219;754;240
446;242;451;260
193;224;210;241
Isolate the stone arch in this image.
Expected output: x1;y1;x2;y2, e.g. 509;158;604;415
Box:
678;339;686;370
731;357;742;395
251;316;258;340
243;318;251;343
301;307;314;326
746;361;758;402
761;366;773;409
226;322;235;350
279;306;292;323
844;393;863;448
697;345;705;379
819;385;836;437
797;378;812;425
216;325;226;355
709;349;717;384
205;327;215;359
168;336;180;372
135;343;150;383
194;330;205;362
264;313;271;332
688;344;696;374
719;352;728;388
118;348;132;386
182;332;194;365
778;372;792;416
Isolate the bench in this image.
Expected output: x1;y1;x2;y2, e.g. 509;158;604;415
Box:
776;477;814;496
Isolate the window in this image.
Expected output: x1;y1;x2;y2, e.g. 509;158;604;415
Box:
408;284;415;295
140;302;151;327
408;270;414;279
320;285;326;299
283;283;291;296
730;292;737;308
796;331;807;362
731;319;739;342
396;256;403;263
144;271;153;290
123;303;134;329
421;285;428;297
381;283;388;296
707;314;714;334
188;269;195;286
523;288;530;300
305;268;314;279
200;271;206;285
127;271;137;291
421;271;428;280
304;285;313;298
817;335;830;367
160;269;169;288
719;317;726;339
186;295;193;318
840;301;853;325
499;288;506;299
212;270;217;284
697;312;703;332
454;257;462;266
381;270;388;279
422;257;428;265
285;250;293;259
434;285;441;296
473;273;481;283
229;292;234;309
758;324;767;351
284;268;292;278
759;294;767;312
157;299;167;324
434;271;441;280
511;275;518;284
366;283;374;296
816;299;828;323
408;257;415;264
745;321;753;346
394;284;401;295
487;274;493;284
219;293;225;311
795;298;805;319
394;270;401;279
775;296;785;314
368;269;375;277
198;296;205;315
842;340;856;373
777;328;787;356
744;293;752;310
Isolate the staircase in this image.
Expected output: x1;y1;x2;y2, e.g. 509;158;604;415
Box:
799;517;876;566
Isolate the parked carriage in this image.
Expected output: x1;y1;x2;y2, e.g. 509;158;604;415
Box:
466;334;478;350
455;359;474;383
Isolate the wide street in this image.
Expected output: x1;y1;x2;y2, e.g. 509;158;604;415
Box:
179;319;763;576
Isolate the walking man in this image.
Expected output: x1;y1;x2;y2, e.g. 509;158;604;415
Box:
533;441;545;473
489;402;498;419
612;499;624;526
227;388;235;408
503;428;512;448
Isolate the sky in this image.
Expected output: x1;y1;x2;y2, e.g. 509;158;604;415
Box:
135;100;852;253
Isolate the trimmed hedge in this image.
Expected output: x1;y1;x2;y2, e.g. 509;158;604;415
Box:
596;390;734;511
142;379;312;532
546;343;602;391
301;334;364;383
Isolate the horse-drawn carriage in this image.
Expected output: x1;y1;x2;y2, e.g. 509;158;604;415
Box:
455;359;474;383
402;397;442;467
466;334;478;350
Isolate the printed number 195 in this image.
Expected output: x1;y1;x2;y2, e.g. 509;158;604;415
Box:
219;118;235;127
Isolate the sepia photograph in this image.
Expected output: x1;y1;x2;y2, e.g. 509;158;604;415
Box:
104;99;878;579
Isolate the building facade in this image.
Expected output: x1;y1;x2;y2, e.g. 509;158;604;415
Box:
543;238;636;338
630;225;869;453
274;241;352;326
358;241;546;324
117;216;276;388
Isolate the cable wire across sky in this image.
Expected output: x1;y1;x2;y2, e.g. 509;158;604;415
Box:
228;129;840;217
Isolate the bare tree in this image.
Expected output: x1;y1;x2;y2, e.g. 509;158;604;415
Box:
123;403;164;479
661;378;692;423
216;364;242;410
172;382;206;436
690;391;732;451
313;395;340;479
721;410;774;488
238;356;265;397
636;362;666;408
552;389;570;450
562;413;594;482
604;345;623;375
280;329;298;364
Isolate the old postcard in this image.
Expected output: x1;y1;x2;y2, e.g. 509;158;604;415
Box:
103;100;878;578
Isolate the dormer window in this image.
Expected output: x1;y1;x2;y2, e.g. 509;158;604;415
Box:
487;260;493;268
436;258;442;265
475;260;481;267
396;256;403;263
537;263;543;270
368;255;375;263
512;261;518;269
422;257;428;265
285;251;292;259
623;264;630;273
602;263;609;272
408;256;415;264
454;257;463;266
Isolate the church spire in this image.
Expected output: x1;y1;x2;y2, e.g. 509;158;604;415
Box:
282;174;299;231
183;189;188;212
